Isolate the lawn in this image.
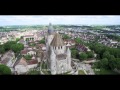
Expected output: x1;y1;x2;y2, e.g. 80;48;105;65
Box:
41;62;47;69
24;55;32;60
27;70;40;75
94;68;119;75
78;70;86;75
41;62;51;75
63;71;71;75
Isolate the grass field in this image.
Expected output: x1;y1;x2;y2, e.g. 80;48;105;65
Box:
78;70;86;75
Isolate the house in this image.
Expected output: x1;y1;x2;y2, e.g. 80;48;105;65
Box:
18;39;26;45
14;57;29;74
21;49;36;56
76;44;87;52
64;39;76;46
23;35;35;42
0;50;15;67
27;59;38;69
37;44;46;51
14;57;38;75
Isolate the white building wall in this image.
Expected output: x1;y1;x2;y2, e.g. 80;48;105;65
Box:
28;64;37;69
53;46;65;55
56;59;68;74
27;51;36;56
47;35;54;45
15;65;29;74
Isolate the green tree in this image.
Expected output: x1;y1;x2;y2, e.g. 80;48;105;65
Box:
10;43;24;53
24;54;32;60
16;38;20;42
102;51;111;59
75;38;83;44
21;36;23;39
4;41;16;51
39;38;45;44
79;52;88;60
115;58;120;69
0;45;5;54
62;34;70;39
100;58;109;69
108;55;116;70
86;51;94;58
0;64;12;75
71;49;79;59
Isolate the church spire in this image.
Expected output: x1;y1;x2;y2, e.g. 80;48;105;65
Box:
48;23;54;35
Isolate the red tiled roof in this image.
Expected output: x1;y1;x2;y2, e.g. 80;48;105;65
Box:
27;60;38;65
21;50;28;54
37;44;46;47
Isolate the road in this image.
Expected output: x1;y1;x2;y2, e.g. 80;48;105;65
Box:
73;59;95;75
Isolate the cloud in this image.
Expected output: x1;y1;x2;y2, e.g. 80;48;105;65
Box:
0;15;120;26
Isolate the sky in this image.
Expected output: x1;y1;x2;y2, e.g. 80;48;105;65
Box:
0;15;120;26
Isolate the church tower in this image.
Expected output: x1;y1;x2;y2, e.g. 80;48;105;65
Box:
66;47;72;70
50;47;56;74
46;23;54;51
46;23;72;74
50;32;66;55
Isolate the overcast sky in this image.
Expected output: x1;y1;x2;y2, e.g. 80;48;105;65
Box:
0;15;120;26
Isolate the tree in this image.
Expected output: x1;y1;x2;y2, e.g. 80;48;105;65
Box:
24;54;32;60
86;51;94;58
39;38;45;44
0;64;12;75
93;61;101;68
4;41;16;51
115;58;120;70
108;55;116;70
62;34;70;39
10;43;24;53
75;38;83;44
79;52;88;60
102;51;111;59
100;58;109;69
71;49;79;58
0;45;5;54
16;38;20;42
21;36;23;39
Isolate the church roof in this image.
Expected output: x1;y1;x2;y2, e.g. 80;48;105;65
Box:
50;33;65;47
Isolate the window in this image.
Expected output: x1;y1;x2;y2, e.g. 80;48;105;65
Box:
58;47;60;49
61;46;62;49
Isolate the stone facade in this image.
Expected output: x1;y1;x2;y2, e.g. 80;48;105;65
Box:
46;23;72;74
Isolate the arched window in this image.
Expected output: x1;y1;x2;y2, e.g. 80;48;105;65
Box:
61;46;62;49
55;47;56;50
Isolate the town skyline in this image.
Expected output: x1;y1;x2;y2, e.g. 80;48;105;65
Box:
0;15;120;26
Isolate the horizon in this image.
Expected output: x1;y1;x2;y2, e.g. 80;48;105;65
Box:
0;15;120;26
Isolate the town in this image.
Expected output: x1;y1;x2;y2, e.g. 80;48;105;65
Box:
0;22;120;75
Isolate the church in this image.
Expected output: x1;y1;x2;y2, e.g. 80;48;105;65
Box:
45;23;72;74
